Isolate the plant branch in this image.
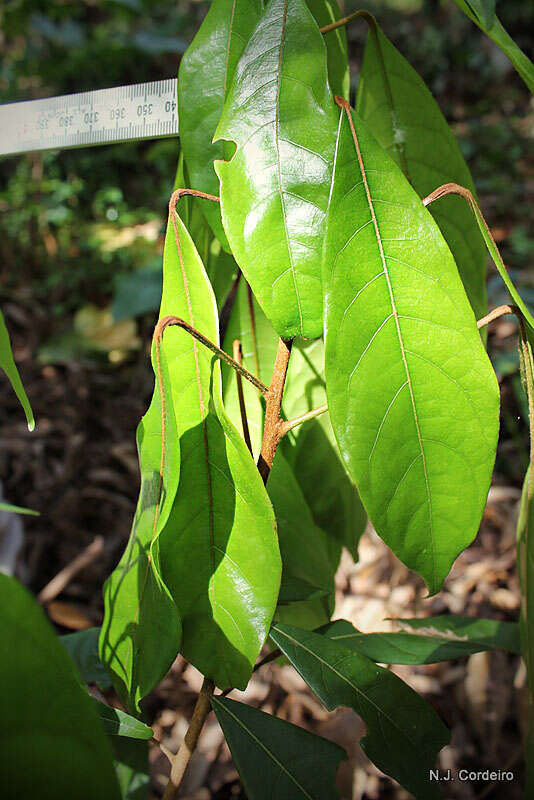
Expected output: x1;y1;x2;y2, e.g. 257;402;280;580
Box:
257;338;293;484
162;678;215;800
279;403;328;436
320;8;376;35
476;304;517;330
154;315;269;396
233;339;253;454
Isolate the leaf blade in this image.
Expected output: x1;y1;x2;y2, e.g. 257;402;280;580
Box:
0;309;34;430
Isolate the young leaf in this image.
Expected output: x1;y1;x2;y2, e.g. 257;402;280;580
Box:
90;698;153;740
271;622;449;799
61;627;112;689
0;574;121;799
211;696;345;799
157;210;281;690
323;103;500;593
112;738;149;800
451;0;534;92
99;331;182;712
356;21;487;320
305;0;349;98
214;0;339;339
0;308;34;430
178;0;263;247
320;617;521;665
282;338;366;559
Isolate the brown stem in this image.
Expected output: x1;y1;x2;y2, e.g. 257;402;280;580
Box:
477;304;517;330
279;403;328;437
319;8;376;35
155;315;269;396
169;188;220;217
38;536;104;605
162;678;215;800
233;339;253;454
257;338;293;484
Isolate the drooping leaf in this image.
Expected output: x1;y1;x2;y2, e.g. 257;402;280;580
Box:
305;0;349;98
282;338;366;559
267;451;337;628
61;627;112;689
320;616;521;665
211;696;345;799
222;278;278;457
323;104;500;593
157;209;281;690
451;0;534;92
90;698;153;740
356;21;487;321
271;622;449;799
112;738;149;800
178;0;263;247
0;309;34;430
0;501;38;516
0;574;121;799
214;0;339;339
99;326;182;712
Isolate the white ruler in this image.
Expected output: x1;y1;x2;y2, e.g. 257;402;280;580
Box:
0;79;179;157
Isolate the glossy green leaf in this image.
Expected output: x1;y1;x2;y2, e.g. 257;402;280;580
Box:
99;325;182;712
222;278;278;457
90;698;153;740
282;338;366;559
268;451;337;628
320;616;521;665
174;152;214;265
356;22;487;320
158;210;281;690
452;0;534;91
212;696;345;799
0;574;121;800
178;0;263;247
112;738;149;800
61;627;112;689
305;0;349;98
0;309;34;430
271;622;449;799
0;500;38;516
215;0;339;339
323;105;500;593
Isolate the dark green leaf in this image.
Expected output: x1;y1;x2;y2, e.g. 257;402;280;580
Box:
157;210;281;690
61;627;112;689
271;622;449;799
90;698;153;739
212;696;345;799
356;22;487;320
179;0;263;246
278;576;329;605
112;738;149;800
0;574;121;800
215;0;339;339
0;309;34;430
320;616;521;664
112;267;162;322
305;0;349;98
323;104;500;593
206;242;239;312
460;0;496;30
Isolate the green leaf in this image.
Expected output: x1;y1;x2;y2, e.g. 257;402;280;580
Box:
267;451;337;628
282;338;366;559
211;696;345;799
214;0;339;339
61;627;112;689
320;617;521;665
451;0;534;92
206;241;239;312
222;278;278;457
460;0;495;29
305;0;349;98
0;501;38;516
0;574;121;800
157;210;281;690
112;738;149;800
99;325;182;712
356;22;487;320
90;698;153;740
323;104;500;593
112;267;162;322
178;0;263;247
278;576;329;605
174;152;214;265
0;309;34;431
271;622;449;799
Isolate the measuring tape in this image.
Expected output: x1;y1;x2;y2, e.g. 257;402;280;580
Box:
0;79;179;157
